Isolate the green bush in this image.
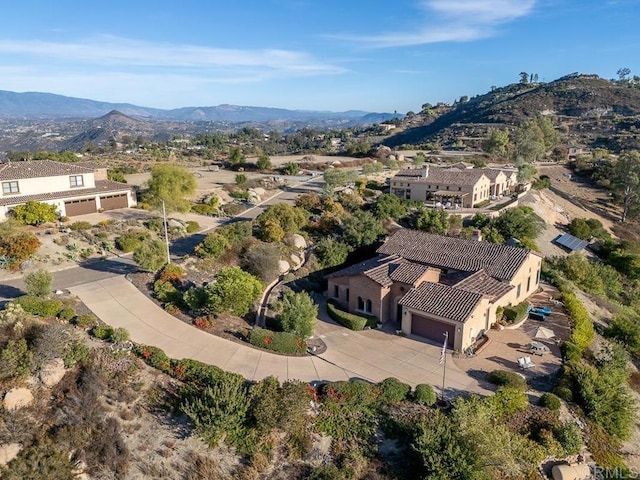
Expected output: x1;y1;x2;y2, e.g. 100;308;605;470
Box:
553;385;574;402
92;324;114;340
153;279;181;303
12;295;62;317
539;392;561;411
115;231;149;252
327;300;377;331
414;383;437;405
57;308;76;322
490;387;529;416
24;269;53;296
69;221;93;231
0;338;33;380
248;327;306;355
111;327;130;343
134;344;172;372
503;301;530;323
74;313;98;328
62;340;90;368
195;232;230;258
12;200;58;225
488;369;527;391
562;290;595;359
554;422;583;456
186;220;201;233
377;377;411;403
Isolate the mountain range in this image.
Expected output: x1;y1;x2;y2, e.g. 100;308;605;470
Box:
0;90;397;124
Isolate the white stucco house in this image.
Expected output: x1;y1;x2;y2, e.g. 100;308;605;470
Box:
0;160;136;221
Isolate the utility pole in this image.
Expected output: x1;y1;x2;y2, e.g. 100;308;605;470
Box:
161;199;171;264
440;331;448;402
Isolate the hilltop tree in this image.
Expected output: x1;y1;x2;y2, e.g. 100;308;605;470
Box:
612;151;640;222
229;147;245;166
482;128;511;158
519;72;529;84
617;67;631;82
146;164;196;213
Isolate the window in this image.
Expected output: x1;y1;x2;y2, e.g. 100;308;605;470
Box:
517;283;521;297
458;187;462;191
365;299;372;313
473;193;477;201
357;296;365;311
446;186;449;190
69;175;84;187
527;276;531;292
334;285;339;299
2;181;19;194
346;288;350;302
536;268;541;284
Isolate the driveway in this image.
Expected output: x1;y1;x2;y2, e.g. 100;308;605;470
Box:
70;276;486;395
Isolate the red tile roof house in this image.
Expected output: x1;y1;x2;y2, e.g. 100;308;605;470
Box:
326;229;542;351
0;160;136;221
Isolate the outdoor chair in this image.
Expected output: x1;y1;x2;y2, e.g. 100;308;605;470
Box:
517;356;535;369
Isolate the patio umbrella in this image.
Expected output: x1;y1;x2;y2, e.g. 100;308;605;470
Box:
533;326;555;340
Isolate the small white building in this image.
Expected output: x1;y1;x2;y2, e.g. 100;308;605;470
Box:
0;160;136;220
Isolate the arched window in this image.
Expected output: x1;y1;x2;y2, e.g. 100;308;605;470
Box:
365;299;372;313
357;296;364;311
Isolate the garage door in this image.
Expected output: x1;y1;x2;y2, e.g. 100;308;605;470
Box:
411;314;455;348
100;193;128;210
64;198;97;216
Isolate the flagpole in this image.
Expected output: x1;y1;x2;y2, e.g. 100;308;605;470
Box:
441;331;448;402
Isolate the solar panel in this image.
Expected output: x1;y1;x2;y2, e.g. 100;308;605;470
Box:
555;233;589;251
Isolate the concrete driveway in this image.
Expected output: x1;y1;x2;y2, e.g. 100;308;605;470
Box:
70;276;486;395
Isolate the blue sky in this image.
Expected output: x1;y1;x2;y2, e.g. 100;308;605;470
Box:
0;0;638;112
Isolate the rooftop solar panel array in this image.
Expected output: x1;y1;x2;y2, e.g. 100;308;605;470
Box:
555;233;589;252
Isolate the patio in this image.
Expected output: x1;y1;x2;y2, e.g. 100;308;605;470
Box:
453;284;571;392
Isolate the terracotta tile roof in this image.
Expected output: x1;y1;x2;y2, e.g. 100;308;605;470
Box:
480;169;506;181
377;229;531;282
395;167;488;187
453;269;514;301
389;262;432;285
0;160;94;180
326;255;399;287
0;180;134;207
399;282;483;323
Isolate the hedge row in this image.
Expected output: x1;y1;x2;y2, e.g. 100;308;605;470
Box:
503;301;530;323
327;301;378;331
11;295;63;317
561;290;595;361
249;327;306;355
133;344;243;386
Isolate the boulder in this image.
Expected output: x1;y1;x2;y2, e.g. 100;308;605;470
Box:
288;234;307;249
290;254;303;269
168;219;184;229
247;190;261;204
252;187;266;197
277;260;290;274
3;388;34;411
0;443;21;466
40;358;66;388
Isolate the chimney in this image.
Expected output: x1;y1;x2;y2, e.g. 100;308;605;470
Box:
472;229;482;242
422;165;429;178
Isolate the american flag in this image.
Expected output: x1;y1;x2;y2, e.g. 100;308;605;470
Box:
438;333;448;365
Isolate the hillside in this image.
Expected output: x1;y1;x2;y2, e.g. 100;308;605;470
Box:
385;74;640;151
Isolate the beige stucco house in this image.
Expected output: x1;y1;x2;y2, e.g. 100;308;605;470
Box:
391;166;491;208
0;160;136;220
327;229;542;351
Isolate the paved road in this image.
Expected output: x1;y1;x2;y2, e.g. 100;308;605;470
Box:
69;276;485;393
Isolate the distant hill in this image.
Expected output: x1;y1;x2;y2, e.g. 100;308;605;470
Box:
0;90;395;124
385;74;640;151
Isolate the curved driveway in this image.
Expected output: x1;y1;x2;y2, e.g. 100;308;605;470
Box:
70;276;484;393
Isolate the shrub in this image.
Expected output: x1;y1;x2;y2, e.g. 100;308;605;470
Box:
195;232;230;258
12;200;58;225
69;221;93;231
220;203;246;216
23;268;53;296
184;286;208;312
562;290;595;360
0;338;33;380
217;221;253;248
539;392;561;411
554;422;583;456
186;220;201;233
241;243;281;282
134;345;171;372
553;385;574;402
92;324;114;340
133;239;167;272
111;327;130;343
205;267;263;317
194;316;213;330
12;295;62;317
57;308;76;322
604;314;640;356
488;369;527;391
62;339;90;368
503;301;530;323
74;313;98;328
314;237;351;268
249;327;306;355
115;231;149;252
157;263;185;283
414;383;437;406
377;377;411;403
326;301;377;331
0;231;40;266
153;279;181;303
277;290;318;338
490;387;529;416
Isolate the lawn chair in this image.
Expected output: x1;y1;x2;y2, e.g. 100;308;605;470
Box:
517;356;535;369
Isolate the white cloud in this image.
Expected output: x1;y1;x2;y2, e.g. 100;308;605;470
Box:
330;0;535;48
0;35;346;76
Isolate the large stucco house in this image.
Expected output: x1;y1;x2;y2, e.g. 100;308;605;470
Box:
327;229;542;351
390;166;517;208
0;160;136;221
